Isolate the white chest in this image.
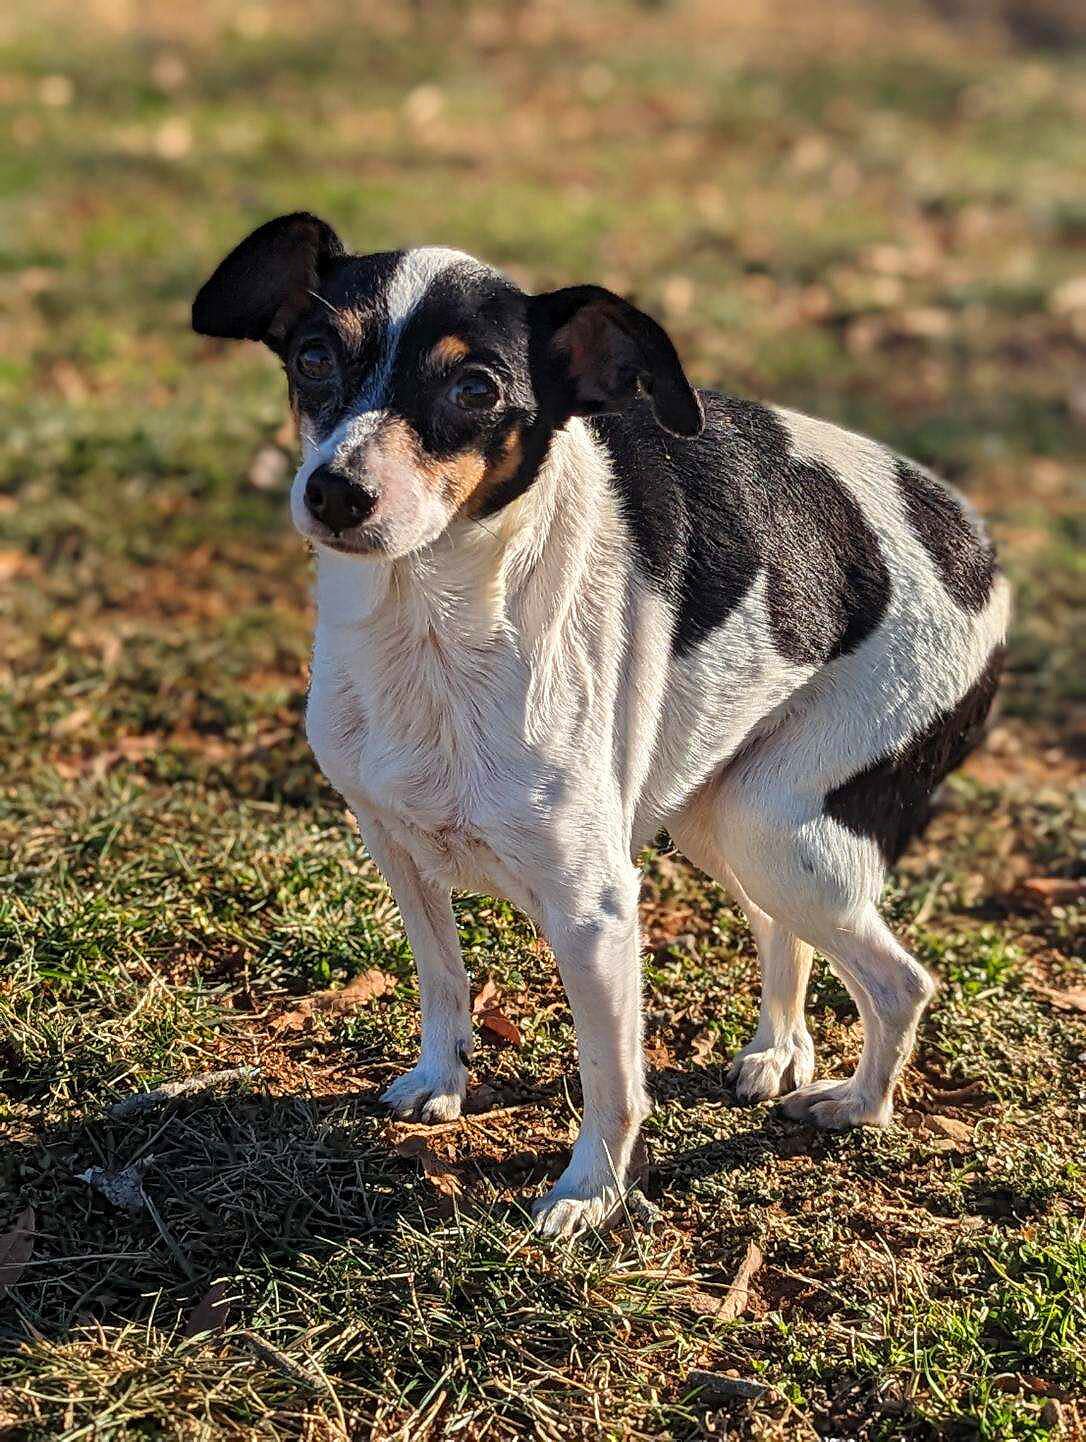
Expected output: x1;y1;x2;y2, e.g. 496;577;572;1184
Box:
307;613;548;873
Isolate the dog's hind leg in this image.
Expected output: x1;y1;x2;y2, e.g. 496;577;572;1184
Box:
678;761;935;1128
726;902;816;1103
670;820;816;1102
777;906;934;1127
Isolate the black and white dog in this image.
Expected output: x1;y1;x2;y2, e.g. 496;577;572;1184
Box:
194;213;1009;1238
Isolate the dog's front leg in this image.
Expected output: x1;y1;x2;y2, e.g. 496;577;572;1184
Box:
533;877;650;1239
352;807;472;1122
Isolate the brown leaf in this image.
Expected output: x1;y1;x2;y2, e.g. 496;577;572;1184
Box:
324;968;395;1008
719;1241;764;1321
1021;877;1086;907
691;1029;716;1064
921;1114;973;1144
273;969;395;1032
685;1242;763;1321
0;550;35;583
182;1280;233;1339
0;1207;35;1293
471;978;500;1015
1032;985;1086;1014
478;1008;522;1046
394;1136;463;1201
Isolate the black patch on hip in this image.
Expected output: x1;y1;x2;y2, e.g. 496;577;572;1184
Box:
823;646;1005;866
591;396;891;662
895;457;997;612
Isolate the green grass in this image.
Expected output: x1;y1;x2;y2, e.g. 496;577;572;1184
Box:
1;1;1084;1437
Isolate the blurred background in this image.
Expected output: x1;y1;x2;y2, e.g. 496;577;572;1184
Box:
1;4;1084;1439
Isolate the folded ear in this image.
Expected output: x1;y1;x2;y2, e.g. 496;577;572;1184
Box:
528;284;703;437
192;212;344;351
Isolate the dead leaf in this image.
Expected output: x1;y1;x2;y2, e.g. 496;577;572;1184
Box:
52;704;95;738
470;980;522;1044
688;1241;764;1321
916;1114;973;1144
471;978;500;1015
719;1241;764;1321
0;1207;35;1293
273;969;395;1031
394;1136;463;1202
1032;985;1086;1014
478;1008;522;1046
1021;877;1086;907
182;1280;233;1339
691;1030;716;1064
325;968;395;1008
0;550;36;583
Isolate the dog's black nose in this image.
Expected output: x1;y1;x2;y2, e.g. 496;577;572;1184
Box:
304;465;377;535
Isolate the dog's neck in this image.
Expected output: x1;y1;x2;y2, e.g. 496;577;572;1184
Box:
311;418;616;653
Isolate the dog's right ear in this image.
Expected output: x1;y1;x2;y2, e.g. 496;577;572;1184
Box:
192;212;344;352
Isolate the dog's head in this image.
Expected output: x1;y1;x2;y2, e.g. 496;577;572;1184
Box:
193;212;702;558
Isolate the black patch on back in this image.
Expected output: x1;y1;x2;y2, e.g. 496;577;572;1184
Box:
824;646;1004;865
591;396;891;661
895;457;997;612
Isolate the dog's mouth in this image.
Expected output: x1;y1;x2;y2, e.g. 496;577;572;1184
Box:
309;528;384;557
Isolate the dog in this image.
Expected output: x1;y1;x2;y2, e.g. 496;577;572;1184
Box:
193;213;1009;1238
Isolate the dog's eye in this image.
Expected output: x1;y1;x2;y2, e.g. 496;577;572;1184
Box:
449;369;500;412
295;342;335;383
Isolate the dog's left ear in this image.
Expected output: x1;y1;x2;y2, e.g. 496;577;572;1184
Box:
192;212;344;352
529;285;703;437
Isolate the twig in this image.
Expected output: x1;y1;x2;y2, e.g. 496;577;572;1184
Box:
107;1067;260;1119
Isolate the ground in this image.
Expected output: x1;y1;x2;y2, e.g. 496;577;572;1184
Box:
0;1;1084;1438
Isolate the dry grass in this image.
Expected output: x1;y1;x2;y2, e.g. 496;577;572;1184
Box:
1;1;1084;1437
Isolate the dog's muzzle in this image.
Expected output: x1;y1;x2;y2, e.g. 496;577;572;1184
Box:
304;464;378;535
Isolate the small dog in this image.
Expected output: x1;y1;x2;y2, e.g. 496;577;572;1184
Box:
194;213;1009;1237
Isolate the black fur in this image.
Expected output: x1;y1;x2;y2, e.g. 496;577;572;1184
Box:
592;397;892;661
528;286;704;438
823;646;1005;864
192;213;344;349
895;458;997;612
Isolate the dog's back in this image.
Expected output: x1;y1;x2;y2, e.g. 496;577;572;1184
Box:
591;393;1009;864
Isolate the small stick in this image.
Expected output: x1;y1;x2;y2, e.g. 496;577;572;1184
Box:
107;1067;260;1119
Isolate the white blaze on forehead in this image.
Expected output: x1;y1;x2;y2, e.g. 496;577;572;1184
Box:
367;246;486;408
305;247;486;474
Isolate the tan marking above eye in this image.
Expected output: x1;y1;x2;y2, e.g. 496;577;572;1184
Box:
428;335;471;369
332;306;376;347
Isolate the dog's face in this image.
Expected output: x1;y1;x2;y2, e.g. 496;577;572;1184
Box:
193;213;702;558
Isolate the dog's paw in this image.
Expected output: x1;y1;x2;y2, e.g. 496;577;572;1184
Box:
532;1182;624;1240
381;1058;466;1123
727;1030;815;1103
779;1077;892;1129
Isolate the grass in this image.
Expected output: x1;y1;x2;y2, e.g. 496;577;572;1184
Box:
1;0;1084;1437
